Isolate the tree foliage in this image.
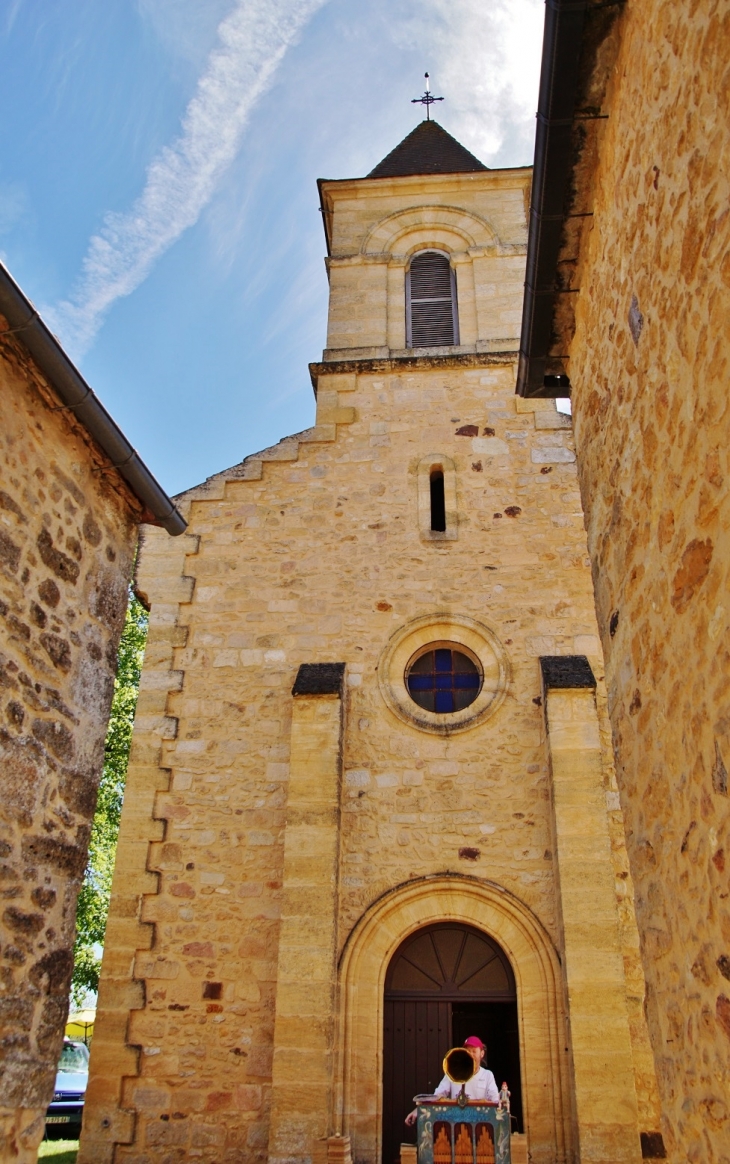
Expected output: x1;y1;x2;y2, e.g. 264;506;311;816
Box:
71;591;148;1007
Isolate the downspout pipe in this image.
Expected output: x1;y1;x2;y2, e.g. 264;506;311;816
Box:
516;0;588;398
0;263;186;536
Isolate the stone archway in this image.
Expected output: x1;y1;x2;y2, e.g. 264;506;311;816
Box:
382;921;522;1164
334;875;573;1164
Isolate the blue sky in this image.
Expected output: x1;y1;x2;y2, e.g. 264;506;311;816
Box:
0;0;544;497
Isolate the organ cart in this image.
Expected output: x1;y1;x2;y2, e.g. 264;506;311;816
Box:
412;1048;511;1164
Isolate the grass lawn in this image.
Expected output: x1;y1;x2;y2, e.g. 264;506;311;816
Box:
38;1140;78;1163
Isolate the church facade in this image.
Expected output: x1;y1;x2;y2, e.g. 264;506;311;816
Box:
81;123;661;1164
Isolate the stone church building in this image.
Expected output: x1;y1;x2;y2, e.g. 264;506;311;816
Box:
81;121;665;1164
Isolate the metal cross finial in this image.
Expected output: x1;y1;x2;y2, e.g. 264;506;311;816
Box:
411;72;444;121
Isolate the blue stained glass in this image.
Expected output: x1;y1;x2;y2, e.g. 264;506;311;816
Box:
406;646;482;716
434;690;454;713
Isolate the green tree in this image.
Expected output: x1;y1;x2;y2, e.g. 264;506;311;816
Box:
70;591;148;1007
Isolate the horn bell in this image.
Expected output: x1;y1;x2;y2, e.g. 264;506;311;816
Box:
443;1046;478;1083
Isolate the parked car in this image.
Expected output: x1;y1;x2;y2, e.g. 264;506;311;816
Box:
45;1038;89;1139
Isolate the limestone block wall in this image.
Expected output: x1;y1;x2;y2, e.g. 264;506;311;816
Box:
0;322;138;1160
83;361;660;1162
566;1;730;1157
326;262;388;354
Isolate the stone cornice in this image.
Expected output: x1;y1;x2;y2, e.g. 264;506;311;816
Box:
319;167;532;199
308;349;518;391
325;243;527;267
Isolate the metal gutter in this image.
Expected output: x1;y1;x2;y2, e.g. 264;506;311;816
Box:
0;263;186;535
517;0;587;398
516;0;624;398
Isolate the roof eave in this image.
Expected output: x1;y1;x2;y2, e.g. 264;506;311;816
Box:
0;263;186;535
317;178;333;258
516;0;626;399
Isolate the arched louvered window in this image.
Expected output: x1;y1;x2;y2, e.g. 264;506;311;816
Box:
406;251;459;348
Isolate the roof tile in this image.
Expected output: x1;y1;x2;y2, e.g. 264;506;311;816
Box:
368;120;488;179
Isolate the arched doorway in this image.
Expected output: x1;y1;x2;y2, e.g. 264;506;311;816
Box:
382;922;522;1164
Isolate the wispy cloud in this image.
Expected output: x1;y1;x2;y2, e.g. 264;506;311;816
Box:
394;0;543;165
0;180;28;235
49;0;327;356
137;0;233;69
3;0;25;37
435;0;544;163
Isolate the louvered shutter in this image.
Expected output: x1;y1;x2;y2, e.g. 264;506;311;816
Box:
406;252;459;348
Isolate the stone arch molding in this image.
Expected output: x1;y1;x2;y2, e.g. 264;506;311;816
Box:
362;205;499;257
334;875;573;1164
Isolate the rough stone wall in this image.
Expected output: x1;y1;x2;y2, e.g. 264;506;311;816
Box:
84;368;659;1161
601;700;663;1141
566;0;730;1158
0;321;138;1160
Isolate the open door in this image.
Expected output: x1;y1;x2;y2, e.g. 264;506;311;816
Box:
382;923;522;1164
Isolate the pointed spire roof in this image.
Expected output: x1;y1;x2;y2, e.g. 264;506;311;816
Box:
367;120;488;179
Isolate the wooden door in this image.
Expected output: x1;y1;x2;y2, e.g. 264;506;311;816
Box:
383;1000;451;1164
382;923;520;1164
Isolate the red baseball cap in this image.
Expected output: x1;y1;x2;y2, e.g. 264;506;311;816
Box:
463;1036;485;1049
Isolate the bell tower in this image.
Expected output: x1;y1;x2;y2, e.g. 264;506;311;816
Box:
317;118;527;363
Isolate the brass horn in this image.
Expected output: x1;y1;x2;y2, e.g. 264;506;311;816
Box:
443;1046;478;1084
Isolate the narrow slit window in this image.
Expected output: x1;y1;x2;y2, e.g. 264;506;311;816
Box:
418;454;457;541
430;469;446;532
406;251;459;348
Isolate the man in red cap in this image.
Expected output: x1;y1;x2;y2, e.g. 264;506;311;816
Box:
404;1036;499;1125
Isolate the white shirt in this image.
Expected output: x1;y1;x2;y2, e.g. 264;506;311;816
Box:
434;1066;499;1103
